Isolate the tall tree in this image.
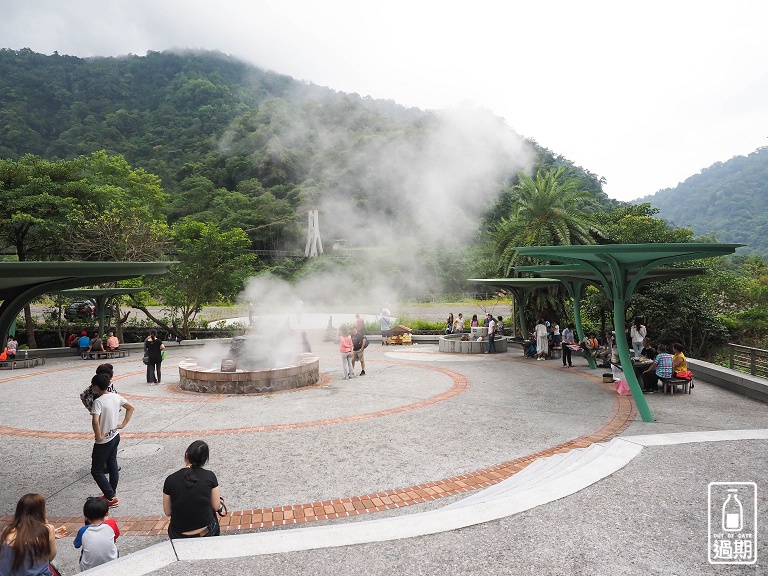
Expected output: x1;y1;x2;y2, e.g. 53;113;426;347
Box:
134;221;255;339
493;167;605;276
0;155;88;346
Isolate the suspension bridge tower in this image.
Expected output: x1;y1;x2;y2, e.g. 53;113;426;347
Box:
304;209;323;257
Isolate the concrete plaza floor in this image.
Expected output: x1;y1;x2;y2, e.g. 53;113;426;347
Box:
0;325;765;575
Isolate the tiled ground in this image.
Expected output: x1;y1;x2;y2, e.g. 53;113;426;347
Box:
0;342;631;537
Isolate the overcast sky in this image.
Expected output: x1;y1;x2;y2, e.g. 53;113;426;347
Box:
2;1;767;201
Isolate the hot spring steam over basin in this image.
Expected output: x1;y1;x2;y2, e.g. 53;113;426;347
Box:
178;338;320;394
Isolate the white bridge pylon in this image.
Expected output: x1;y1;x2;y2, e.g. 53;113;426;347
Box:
304;209;323;257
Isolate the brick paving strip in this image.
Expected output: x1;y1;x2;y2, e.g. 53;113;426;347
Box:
0;360;634;536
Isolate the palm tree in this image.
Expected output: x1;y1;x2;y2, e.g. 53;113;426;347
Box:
493;167;605;276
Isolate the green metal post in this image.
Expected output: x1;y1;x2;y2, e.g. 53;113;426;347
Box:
569;282;596;370
613;298;653;422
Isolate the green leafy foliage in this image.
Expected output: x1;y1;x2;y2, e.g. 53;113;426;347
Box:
636;146;768;256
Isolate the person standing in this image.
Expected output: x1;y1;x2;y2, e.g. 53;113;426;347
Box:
445;313;454;335
0;493;66;576
552;323;561;347
630;318;647;358
561;323;575;368
454;313;464;334
470;314;479;328
300;331;312;353
379;308;392;346
144;329;165;385
350;325;367;376
534;319;549;360
485;314;497;354
90;373;134;509
339;326;353;379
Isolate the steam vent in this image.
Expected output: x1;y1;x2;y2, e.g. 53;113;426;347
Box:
178;353;320;394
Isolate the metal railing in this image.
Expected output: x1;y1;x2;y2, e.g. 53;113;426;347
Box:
728;343;768;378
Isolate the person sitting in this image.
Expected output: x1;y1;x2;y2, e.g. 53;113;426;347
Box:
470;314;479;328
88;332;105;358
74;496;119;572
640;337;657;360
163;440;221;539
68;332;79;348
580;333;599;354
0;493;65;575
105;331;120;351
641;344;674;393
594;331;614;367
671;342;692;385
78;331;91;356
496;316;505;337
445;313;454;335
6;336;17;360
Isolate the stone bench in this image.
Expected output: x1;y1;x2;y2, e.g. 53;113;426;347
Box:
0;357;45;369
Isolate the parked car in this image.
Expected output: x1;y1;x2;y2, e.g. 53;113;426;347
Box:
64;300;95;321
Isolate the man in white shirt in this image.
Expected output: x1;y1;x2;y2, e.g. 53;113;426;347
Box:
485;314;497;354
90;373;134;509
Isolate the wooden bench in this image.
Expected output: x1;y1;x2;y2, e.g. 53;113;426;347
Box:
80;349;130;360
661;376;692;395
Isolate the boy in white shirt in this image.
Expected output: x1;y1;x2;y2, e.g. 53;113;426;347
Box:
74;496;119;571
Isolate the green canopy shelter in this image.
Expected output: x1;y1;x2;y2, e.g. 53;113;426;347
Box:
467;277;562;340
55;287;151;339
0;262;172;349
513;265;708;370
515;243;742;422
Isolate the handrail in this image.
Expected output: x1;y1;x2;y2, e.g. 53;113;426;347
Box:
728;343;768;378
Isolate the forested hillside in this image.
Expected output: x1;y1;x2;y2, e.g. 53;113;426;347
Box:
636;147;768;255
0;48;615;261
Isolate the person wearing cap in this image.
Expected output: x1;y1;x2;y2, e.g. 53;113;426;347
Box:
78;331;91;352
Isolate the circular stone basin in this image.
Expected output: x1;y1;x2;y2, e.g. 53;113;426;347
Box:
439;334;508;354
178;353;320;394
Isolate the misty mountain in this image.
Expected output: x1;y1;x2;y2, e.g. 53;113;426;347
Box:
0;47;617;287
634;147;768;255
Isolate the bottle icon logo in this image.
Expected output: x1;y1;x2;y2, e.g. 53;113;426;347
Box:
708;482;757;565
721;489;743;532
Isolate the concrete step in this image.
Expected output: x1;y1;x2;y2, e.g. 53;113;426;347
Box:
443;442;610;510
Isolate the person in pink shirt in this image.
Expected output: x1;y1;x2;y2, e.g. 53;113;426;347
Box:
105;331;120;351
339;326;353;380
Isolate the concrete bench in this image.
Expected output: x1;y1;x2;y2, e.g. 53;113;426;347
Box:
0;357;45;369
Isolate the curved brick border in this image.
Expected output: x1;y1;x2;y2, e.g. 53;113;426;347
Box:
1;360;634;536
0;361;467;439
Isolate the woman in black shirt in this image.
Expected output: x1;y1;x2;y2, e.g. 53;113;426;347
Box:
144;329;165;385
162;440;221;538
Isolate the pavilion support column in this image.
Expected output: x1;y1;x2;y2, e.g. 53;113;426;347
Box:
612;297;653;422
565;281;596;370
516;290;528;338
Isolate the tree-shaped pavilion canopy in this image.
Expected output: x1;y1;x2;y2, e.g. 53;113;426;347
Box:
0;262;172;348
513;243;742;422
